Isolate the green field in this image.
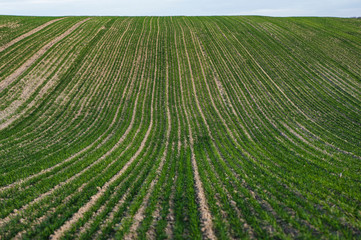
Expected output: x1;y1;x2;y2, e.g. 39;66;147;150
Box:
0;15;360;239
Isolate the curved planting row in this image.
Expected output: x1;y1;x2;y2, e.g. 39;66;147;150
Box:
0;16;59;48
0;15;360;239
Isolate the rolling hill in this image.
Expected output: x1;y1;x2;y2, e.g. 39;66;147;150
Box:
0;15;361;239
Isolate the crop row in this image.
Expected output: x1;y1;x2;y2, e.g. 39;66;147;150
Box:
0;16;360;239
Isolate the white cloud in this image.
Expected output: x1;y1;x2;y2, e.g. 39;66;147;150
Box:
236;8;309;16
28;0;84;3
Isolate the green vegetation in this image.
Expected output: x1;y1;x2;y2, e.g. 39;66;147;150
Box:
0;15;360;239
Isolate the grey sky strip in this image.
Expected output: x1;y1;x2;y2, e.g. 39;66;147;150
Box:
0;0;361;17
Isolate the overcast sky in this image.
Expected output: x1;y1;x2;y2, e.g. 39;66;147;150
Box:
1;0;361;17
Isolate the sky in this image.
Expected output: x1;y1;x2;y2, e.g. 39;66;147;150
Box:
1;0;361;17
